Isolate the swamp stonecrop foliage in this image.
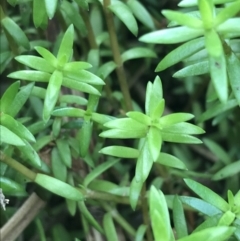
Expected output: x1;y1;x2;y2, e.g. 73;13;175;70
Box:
1;0;240;240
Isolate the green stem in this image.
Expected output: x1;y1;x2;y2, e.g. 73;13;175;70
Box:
0;151;36;181
103;0;133;111
101;201;136;237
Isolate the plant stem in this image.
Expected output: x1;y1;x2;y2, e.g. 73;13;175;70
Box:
0;151;36;181
141;182;153;241
103;0;133;111
101;201;136;237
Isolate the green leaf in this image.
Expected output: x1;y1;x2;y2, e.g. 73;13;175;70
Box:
79;119;92;158
173;195;188;238
2;17;30;50
162;10;203;28
78;201;104;233
214;1;240;26
145;76;163;116
43;70;63;122
147;127;162;161
99;146;139;158
63;61;92;72
121;47;157;63
0;81;20;113
91;113;114;125
0;177;26;195
199;99;238;122
149;186;174;241
157;153;187;170
35;173;83;201
33;0;48;28
163;123;205;135
160;113;194;127
52;224;71;241
104;118;147;131
179;196;222;216
44;0;58;19
127;0;154;29
161;132;202;144
129;177;142;210
7;83;34;117
97;61;117;79
205;30;223;57
57;24;74;63
8;70;51;82
198;0;214;29
83;159;119;187
173;61;209;78
60;1;87;36
218;210;235;226
62;77;101;95
52;107;85;117
74;0;89;10
35;46;57;67
63;69;105;85
0;125;25;146
103;213;119;241
155;37;205;71
203;138;230;165
135;225;147;241
139;26;203;44
209;53;228;103
56;139;72;168
59;95;88;106
184;178;229;212
178;0;235;7
100;129;147;139
226;52;240;105
216;18;240;38
0;113;35;143
126;111;151;125
177;227;235;241
51;147;67;182
108;1;138;36
212;160;240;181
150;99;165;119
135;139;153;182
15;55;55;73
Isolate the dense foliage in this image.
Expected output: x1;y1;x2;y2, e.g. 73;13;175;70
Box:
0;0;240;240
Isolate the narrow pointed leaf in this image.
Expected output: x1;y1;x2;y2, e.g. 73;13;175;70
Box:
52;107;85;117
2;17;30;50
100;129;147;139
35;46;57;66
160;113;194;127
162;10;203;28
15;55;55;73
184;178;229;212
51;147;67;182
79;119;92;158
35;174;83;201
126;111;151;125
173;61;209;78
43;70;63;121
83;159;119;187
104;118;147;130
155;37;205;71
157;153;187;170
173;195;188;238
99;146;139;158
0;125;25;146
212;160;240;180
103;213;119;241
62;77;101;95
108;1;138;36
163;123;205;135
33;0;48;28
44;0;58;19
226;52;240;105
97;61;117;79
129;177;142;210
147;127;162;161
127;0;155;30
0;81;20;112
57;24;74;63
59;95;88;105
161;132;202;144
56;139;72;168
139;26;203;44
63;61;92;72
0;113;35;142
8;70;51;82
121;47;157;63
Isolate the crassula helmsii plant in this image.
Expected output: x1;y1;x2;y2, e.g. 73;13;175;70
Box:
0;0;240;240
